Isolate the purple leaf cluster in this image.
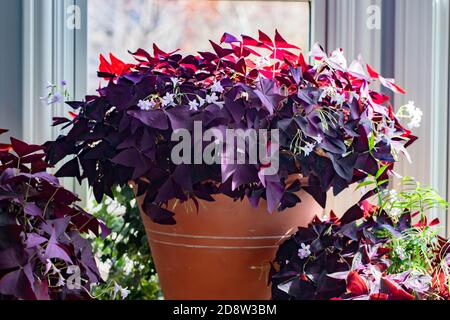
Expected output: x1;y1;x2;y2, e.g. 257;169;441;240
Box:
270;202;449;300
45;31;415;224
0;129;108;300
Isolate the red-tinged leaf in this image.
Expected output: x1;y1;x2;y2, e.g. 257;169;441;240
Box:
153;44;180;59
52;117;70;126
99;53;112;74
429;218;440;226
380;277;415;300
198;51;218;61
370;293;389;300
346;271;369;296
0;143;11;152
242;35;262;47
10;138;43;157
220;32;239;44
366;64;380;78
297;53;309;72
179;63;198;72
130;48;152;61
235;58;247;75
109;53;128;74
68;111;78;119
379;76;407;94
209;40;235;58
0;128;8;135
274;29;300;49
258;30;274;47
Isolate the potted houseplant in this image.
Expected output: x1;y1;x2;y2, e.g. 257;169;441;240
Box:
0;129;107;300
271;177;450;300
45;31;416;299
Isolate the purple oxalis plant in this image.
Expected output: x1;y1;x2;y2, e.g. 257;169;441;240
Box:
0;129;108;300
44;31;416;224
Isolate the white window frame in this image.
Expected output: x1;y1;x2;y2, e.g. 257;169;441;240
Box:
23;0;88;201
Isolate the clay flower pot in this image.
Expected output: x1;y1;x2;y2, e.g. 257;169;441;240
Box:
137;190;322;300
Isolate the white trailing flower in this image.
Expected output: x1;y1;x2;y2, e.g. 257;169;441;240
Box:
188;100;200;111
137;99;156;111
161;92;176;107
313;134;323;144
403;101;423;129
302;142;316;156
113;281;130;300
298;243;311;259
389;207;403;220
206;93;225;109
210;81;224;93
395;247;407;261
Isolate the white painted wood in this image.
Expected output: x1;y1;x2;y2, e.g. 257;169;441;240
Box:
22;0;88;203
431;0;450;235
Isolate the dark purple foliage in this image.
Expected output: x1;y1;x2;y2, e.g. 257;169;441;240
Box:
0;129;108;300
44;31;415;224
269;201;448;300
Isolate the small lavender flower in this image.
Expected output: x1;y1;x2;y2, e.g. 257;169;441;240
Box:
137;99;155;111
395;247;407;261
302;142;316;156
188;100;200;111
162;93;176;107
210;81;224;93
206;93;225;109
298;243;311;259
113;282;130;300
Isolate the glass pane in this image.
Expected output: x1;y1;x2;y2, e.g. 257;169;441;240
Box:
87;0;311;91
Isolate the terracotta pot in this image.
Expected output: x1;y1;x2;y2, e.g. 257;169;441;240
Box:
137;189;322;300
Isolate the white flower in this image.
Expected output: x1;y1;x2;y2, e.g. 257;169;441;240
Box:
188;100;200;111
403;101;423;129
162;93;176;107
319;86;336;102
206;93;225;109
210;81;224;93
240;92;249;101
137;99;155;111
41;91;63;105
332;93;347;106
298;243;311;259
302;142;316;156
395;247;407;261
113;281;130;299
170;77;180;87
313;135;323;144
198;97;206;107
120;287;131;299
389;207;403;220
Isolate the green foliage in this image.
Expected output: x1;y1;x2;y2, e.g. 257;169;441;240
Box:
387;227;441;274
89;185;161;300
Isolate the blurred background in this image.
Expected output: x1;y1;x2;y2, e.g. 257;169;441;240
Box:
0;0;449;235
